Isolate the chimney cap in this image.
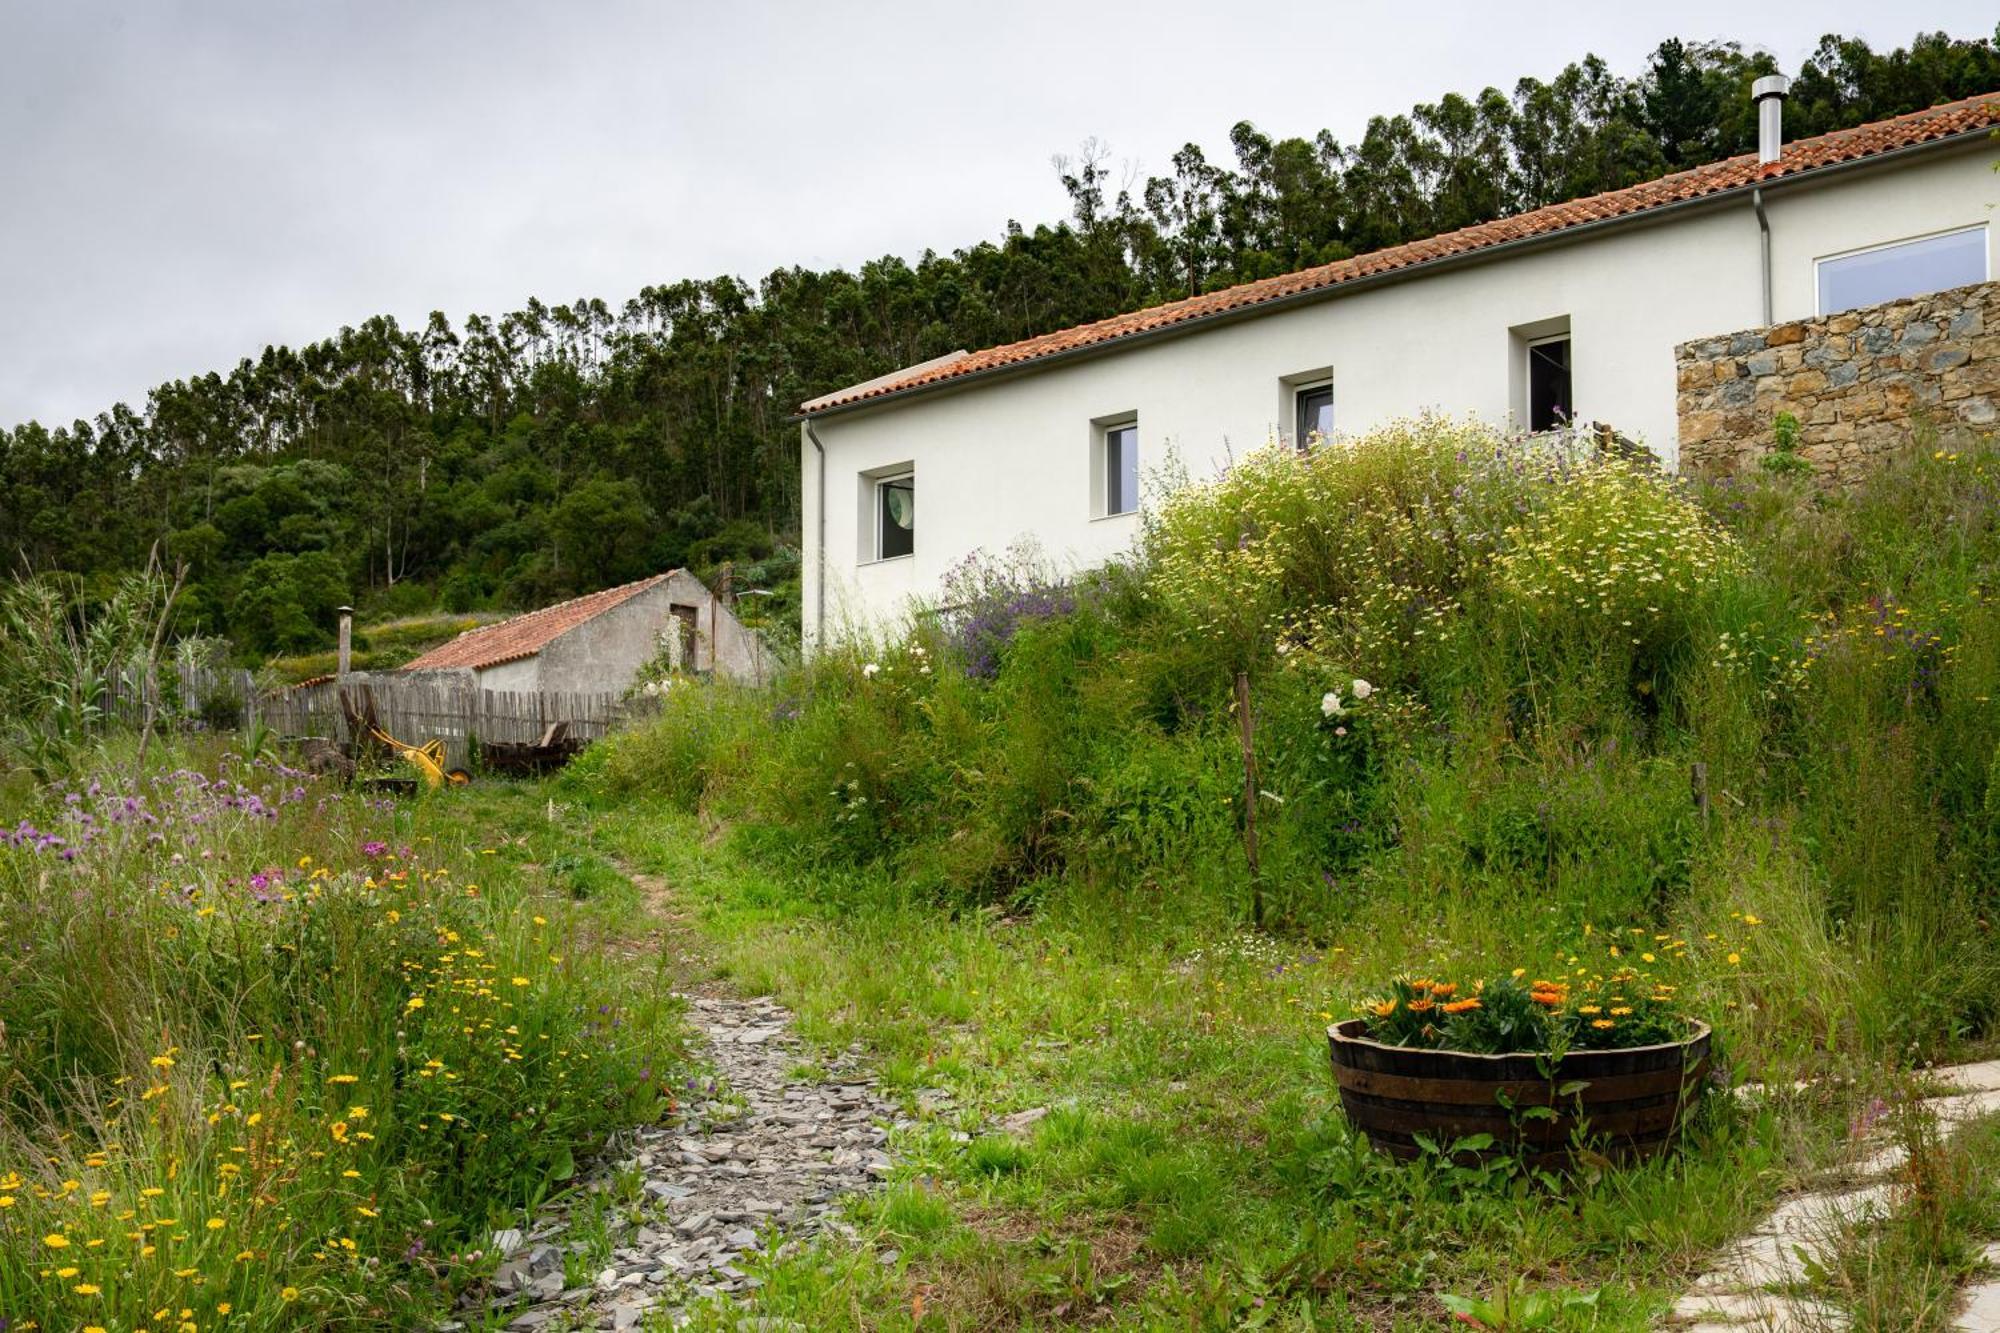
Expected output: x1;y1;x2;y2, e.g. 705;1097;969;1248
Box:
337;605;354;615
1752;74;1791;102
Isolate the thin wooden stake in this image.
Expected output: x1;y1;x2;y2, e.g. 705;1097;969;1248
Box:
1235;669;1262;928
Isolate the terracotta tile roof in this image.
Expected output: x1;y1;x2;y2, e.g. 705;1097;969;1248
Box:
800;91;2000;417
401;574;672;672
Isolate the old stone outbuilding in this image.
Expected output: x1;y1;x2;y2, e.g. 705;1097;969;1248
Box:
400;570;776;692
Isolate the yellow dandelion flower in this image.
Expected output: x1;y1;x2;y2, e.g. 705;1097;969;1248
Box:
281;1285;300;1301
1727;952;1741;965
510;976;530;987
206;1217;225;1230
75;1282;102;1294
45;1232;70;1248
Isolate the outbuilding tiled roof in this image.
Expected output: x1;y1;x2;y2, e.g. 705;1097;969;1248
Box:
401;574;671;672
799;91;2000;417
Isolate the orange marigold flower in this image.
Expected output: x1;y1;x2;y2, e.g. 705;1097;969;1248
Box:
1406;998;1435;1014
1369;1000;1397;1018
1442;998;1481;1015
1430;983;1457;999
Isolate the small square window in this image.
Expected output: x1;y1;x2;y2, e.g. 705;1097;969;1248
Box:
876;474;914;559
1527;337;1572;433
1295;383;1333;448
1104;424;1138;516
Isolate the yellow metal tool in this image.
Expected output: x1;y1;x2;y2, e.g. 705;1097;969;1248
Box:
368;726;470;789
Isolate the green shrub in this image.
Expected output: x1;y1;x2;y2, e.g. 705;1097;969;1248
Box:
568;679;767;811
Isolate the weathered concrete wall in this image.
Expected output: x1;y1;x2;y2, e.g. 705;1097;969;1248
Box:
472;656;540;693
1677;281;2000;483
533;574;777;692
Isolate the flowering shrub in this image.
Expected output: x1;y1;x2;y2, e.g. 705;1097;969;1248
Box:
1142;418;1738;695
937;546;1076;680
1492;454;1743;658
0;750;681;1329
1144;419;1513;676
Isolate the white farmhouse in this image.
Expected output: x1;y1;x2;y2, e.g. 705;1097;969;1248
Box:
796;84;2000;645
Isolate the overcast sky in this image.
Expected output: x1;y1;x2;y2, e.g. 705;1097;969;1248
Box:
2;1;1995;428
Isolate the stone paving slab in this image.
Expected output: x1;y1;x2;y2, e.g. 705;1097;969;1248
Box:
1668;1061;2000;1331
1953;1243;2000;1332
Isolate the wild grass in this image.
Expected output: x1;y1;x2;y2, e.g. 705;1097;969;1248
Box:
0;741;687;1330
1808;1101;2000;1331
554;417;2000;1325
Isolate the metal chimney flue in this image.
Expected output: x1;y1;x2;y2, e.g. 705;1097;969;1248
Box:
1753;75;1791;165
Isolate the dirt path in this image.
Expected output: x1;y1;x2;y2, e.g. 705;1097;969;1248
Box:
465;856;906;1332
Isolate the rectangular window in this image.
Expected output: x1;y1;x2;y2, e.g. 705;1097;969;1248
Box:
1104;423;1138;516
1295;383;1333;448
1527;336;1572;433
875;473;914;559
1817;225;1988;315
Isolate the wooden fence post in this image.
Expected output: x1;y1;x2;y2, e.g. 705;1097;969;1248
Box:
1235;669;1262;928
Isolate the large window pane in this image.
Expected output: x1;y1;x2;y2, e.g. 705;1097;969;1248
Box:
1818;227;1987;315
1295;384;1333;446
1105;425;1138;515
1528;338;1572;433
878;476;914;558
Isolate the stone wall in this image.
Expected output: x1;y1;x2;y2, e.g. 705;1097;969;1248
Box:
1677;281;2000;482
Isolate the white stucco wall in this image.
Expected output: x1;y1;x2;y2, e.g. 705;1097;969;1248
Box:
802;141;2000;644
473;656;541;693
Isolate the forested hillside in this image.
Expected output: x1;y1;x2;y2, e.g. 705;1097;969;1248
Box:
3;29;1996;655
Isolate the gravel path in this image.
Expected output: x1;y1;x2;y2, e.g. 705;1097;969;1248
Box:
454;872;908;1332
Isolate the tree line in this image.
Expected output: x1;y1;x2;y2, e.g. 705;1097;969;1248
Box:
3;27;1996;655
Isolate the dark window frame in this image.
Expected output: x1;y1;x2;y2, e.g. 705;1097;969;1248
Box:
876;473;914;560
1103;422;1138;516
1527;336;1572;434
1294;382;1333;448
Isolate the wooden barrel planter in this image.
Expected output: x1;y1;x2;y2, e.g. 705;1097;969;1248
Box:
1327;1018;1711;1168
